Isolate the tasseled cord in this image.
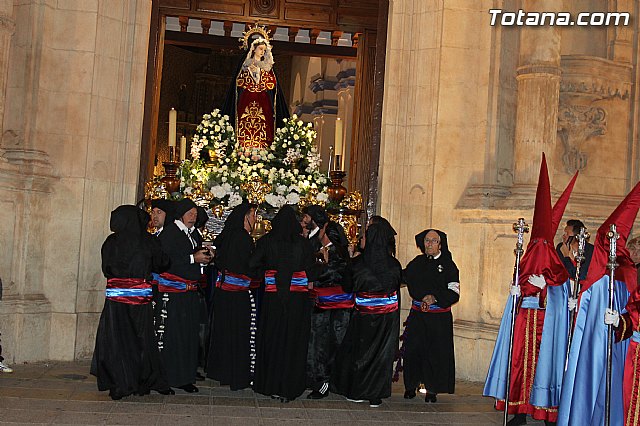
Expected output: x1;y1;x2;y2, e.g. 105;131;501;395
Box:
393;313;411;382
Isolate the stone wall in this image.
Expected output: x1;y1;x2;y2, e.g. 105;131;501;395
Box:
0;0;151;362
381;0;638;381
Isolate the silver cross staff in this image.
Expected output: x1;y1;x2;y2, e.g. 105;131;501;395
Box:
605;224;619;426
567;227;589;357
503;218;529;426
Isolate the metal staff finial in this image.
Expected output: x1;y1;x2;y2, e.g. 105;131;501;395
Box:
566;227;589;362
604;224;619;426
503;217;529;425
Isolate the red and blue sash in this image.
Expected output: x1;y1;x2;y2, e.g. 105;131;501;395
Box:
152;272;199;293
264;270;308;293
355;291;398;314
106;278;152;305
312;286;354;309
217;271;252;292
411;299;451;313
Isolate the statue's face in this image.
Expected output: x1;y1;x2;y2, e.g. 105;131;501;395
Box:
253;44;266;60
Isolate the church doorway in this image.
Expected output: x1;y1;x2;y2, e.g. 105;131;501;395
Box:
139;0;388;217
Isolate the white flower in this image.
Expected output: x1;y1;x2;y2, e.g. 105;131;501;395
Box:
293;134;299;140
210;185;226;199
265;194;286;208
222;183;232;192
228;192;243;208
317;192;329;202
297;120;303;127
184;186;194;195
286;192;301;205
276;185;288;195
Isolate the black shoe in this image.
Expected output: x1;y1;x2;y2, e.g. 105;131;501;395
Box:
195;372;205;381
178;384;199;393
507;414;527;426
109;391;123;401
425;392;437;403
404;389;416;399
369;399;382;408
307;390;328;399
157;388;175;395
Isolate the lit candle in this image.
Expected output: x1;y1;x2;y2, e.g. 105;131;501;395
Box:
334;117;343;159
168;108;177;147
179;135;187;161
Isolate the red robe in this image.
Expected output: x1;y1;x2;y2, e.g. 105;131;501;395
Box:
617;285;640;426
495;280;557;422
235;68;277;150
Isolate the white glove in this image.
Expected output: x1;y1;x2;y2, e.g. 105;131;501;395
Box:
509;285;521;297
604;309;620;327
568;297;577;311
528;274;547;290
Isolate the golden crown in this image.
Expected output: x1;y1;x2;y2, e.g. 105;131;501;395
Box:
239;23;271;50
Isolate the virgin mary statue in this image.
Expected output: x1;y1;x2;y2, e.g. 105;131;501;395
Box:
222;25;290;151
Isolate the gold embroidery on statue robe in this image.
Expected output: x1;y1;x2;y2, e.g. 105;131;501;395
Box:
237;101;268;149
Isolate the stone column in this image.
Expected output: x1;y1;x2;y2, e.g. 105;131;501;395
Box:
513;0;562;186
0;1;14;136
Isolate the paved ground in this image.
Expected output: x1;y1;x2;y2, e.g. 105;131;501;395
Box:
0;361;545;425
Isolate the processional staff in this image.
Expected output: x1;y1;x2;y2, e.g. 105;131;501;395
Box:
503;218;529;426
604;224;619;426
566;227;588;359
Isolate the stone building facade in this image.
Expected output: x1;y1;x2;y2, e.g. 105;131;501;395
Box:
0;0;638;382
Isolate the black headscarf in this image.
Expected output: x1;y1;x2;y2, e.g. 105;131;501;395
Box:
414;229;451;260
362;222;398;284
103;205;146;277
369;215;397;256
214;201;255;273
173;198;197;221
306;205;329;229
195;206;209;229
270;205;302;242
151;199;175;217
110;205;144;235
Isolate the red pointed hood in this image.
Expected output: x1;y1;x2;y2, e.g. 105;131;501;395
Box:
519;154;570;289
582;180;640;293
552;171;579;235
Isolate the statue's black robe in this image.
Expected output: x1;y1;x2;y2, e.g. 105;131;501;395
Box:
403;253;459;394
156;221;203;388
91;207;170;399
330;255;401;401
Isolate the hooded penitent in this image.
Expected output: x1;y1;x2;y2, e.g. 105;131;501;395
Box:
173;198;198;221
582;180;640;293
518;154;571;294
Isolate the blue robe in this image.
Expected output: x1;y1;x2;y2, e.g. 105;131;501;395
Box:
557;276;630;426
483;294;518;400
530;280;571;409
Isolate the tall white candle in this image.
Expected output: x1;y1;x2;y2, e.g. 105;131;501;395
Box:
334;117;343;158
179;136;187;161
168;108;177;147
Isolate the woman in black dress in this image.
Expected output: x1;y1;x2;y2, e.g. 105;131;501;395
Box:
330;221;402;408
206;202;257;390
91;205;172;400
250;205;317;402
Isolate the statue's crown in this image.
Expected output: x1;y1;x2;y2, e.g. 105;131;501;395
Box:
239;23;271;50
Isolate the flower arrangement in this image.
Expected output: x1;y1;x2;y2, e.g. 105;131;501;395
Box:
177;112;328;209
